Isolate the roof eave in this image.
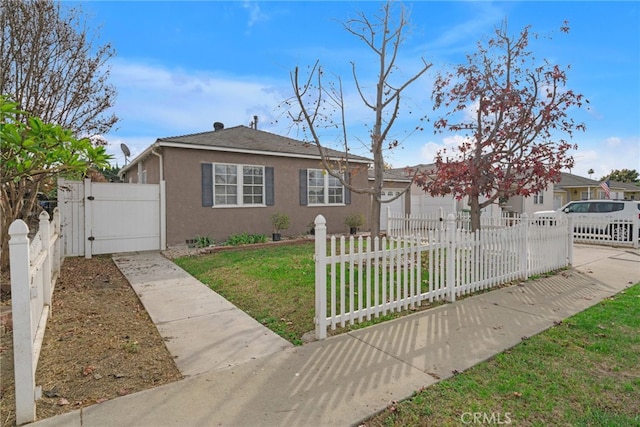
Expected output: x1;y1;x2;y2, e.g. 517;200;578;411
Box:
156;140;372;164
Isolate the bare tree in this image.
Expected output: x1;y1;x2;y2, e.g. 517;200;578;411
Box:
285;1;431;237
0;0;117;137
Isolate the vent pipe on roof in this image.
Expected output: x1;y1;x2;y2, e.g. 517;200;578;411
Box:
213;122;224;131
250;115;258;129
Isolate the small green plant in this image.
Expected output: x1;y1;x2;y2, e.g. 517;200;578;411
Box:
270;212;290;233
226;233;268;246
121;340;139;354
344;213;365;229
194;235;213;248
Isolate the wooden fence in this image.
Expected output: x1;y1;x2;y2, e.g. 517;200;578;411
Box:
9;208;63;425
313;213;571;340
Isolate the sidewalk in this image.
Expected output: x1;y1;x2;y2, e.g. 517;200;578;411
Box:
31;244;639;427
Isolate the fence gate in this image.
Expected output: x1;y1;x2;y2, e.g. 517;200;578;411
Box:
58;178;166;257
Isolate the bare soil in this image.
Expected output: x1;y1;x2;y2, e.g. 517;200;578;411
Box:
0;256;183;427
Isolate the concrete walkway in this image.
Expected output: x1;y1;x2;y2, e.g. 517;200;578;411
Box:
31;244;639;427
111;252;292;377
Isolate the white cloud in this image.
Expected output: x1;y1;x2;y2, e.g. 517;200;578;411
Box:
605;137;621;148
102;58;294;165
108;59;289;134
393;133;640;182
570;136;639;179
242;1;268;28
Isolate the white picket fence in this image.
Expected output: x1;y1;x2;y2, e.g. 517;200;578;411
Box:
570;216;639;248
390;209;639;249
313;213;571;340
387;209;523;236
9;208;63;425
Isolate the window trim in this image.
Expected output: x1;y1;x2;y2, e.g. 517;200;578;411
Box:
533;192;544;204
212;162;266;208
306;168;345;206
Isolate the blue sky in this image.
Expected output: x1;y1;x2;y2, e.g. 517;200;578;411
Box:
73;1;639;180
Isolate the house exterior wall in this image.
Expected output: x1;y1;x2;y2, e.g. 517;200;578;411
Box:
123;154;160;184
502;186;554;216
130;147;370;246
410;182;458;216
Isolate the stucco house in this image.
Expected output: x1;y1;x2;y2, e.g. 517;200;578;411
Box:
119;124;372;246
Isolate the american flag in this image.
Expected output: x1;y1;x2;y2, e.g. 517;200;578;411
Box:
600;180;611;199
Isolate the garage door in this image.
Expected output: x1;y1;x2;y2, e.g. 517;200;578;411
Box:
380;189;405;231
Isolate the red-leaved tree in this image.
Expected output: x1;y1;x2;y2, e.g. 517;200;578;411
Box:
417;21;587;232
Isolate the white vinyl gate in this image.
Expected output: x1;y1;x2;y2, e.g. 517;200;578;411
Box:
57;178;166;257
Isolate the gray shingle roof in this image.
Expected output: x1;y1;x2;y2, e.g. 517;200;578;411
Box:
608;180;640;191
556;172;600;188
367;163;436;182
158;125;371;163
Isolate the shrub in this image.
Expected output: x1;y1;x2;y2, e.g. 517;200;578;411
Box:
270;212;290;233
195;235;213;248
226;233;268;246
344;213;366;229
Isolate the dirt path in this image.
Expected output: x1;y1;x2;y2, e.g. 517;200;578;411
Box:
0;256;182;427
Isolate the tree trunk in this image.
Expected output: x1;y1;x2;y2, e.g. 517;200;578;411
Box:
469;194;482;233
369;131;385;238
370;193;381;238
0;179;42;269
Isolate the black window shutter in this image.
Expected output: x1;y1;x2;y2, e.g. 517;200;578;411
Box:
344;172;351;205
265;167;274;206
202;163;213;207
299;169;308;206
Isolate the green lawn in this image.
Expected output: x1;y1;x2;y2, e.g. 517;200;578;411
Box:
362;283;640;426
174;241;545;345
175;243;317;345
175;241;445;345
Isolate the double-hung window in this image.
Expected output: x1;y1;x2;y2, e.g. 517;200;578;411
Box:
533;192;544;204
305;169;344;205
213;163;264;206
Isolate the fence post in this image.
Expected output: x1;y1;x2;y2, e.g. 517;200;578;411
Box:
39;211;52;308
567;216;574;266
9;219;37;425
445;214;456;302
521;213;530;280
52;207;62;282
84;178;92;259
634;212;639;250
314;214;327;340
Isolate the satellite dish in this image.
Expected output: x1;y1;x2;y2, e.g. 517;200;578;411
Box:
120;143;131;157
121;143;131;165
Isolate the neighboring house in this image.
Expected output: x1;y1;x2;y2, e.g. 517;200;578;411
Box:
367;168;413;232
381;164;501;218
499;187;555;216
551;172;633;208
367;167;639;219
119;124;372;246
607;180;640;201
